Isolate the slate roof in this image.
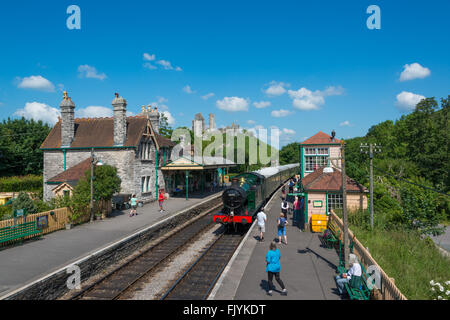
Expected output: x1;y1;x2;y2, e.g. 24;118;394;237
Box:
301;166;368;193
41;116;176;149
300;131;341;145
47;157;92;184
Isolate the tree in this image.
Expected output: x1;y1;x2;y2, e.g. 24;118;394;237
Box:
70;165;121;220
279;142;299;165
159;113;173;138
12;192;38;214
0;118;51;176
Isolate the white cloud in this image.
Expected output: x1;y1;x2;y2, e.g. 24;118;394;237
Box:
253;101;271;109
400;63;431;81
339;120;352;127
161;111;175;125
150;97;175;125
183;85;196;94
282;128;296;135
76;106;112;118
271;109;294;118
247;119;256;125
14;102;60;124
264;81;289;96
157;60;174;70
77;65;107;80
143;62;157;70
396;91;426;111
156;96;168;104
201;93;215;100
288;86;343;111
216;97;249;112
142;53;182;71
323;86;345;96
143;53;155;61
16;75;55;92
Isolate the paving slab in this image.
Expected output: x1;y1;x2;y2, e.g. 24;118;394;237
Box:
211;189;341;300
0;191;221;297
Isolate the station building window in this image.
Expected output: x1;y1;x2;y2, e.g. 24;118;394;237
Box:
304;147;329;172
327;193;343;210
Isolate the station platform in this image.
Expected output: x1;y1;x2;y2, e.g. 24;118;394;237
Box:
210;188;342;300
0;191;221;298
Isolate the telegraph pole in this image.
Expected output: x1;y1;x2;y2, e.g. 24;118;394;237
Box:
341;140;349;270
360;143;382;229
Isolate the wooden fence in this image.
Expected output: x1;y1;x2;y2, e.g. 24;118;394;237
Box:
329;211;408;300
0;207;75;247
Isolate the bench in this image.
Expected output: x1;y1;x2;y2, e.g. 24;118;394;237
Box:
321;220;341;249
0;222;41;245
337;259;372;300
338;236;355;268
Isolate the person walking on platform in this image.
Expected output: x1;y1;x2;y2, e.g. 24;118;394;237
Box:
158;189;167;213
129;194;138;217
277;212;288;245
281;186;286;200
256;209;267;242
265;242;287;296
281;199;289;217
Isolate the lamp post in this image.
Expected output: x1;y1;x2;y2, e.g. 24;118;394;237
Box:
90;148;103;223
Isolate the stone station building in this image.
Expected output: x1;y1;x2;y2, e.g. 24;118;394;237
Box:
41;92;176;202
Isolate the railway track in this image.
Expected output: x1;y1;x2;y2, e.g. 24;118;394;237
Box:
160;232;244;300
70;203;222;300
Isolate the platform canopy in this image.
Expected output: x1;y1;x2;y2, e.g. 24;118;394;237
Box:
161;156;235;171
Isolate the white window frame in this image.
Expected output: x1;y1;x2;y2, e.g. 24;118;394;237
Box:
304;147;329;172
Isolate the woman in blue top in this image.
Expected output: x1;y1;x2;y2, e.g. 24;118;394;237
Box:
265;242;287;296
129;194;138;217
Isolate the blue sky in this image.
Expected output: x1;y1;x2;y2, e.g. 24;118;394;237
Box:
0;0;449;146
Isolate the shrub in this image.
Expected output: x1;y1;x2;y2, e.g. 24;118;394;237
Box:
12;192;37;214
0;175;42;192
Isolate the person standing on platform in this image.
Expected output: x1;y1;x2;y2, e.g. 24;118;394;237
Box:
158;189;166;213
293;196;300;225
265;241;288;296
129;194;138;217
277;212;288;245
281;199;289;217
256;209;267;242
281;186;286;200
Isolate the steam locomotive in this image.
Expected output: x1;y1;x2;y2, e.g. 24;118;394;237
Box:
214;164;299;230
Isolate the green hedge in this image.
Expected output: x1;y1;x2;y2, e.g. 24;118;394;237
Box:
0;175;42;192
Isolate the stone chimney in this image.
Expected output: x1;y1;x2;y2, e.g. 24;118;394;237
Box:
148;104;160;134
60;91;75;147
209;113;215;130
112;93;127;146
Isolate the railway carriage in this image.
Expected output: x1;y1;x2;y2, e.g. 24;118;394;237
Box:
214;164;299;230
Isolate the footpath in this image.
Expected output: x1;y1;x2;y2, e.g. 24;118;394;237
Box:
0;191;220;298
210;188;342;300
